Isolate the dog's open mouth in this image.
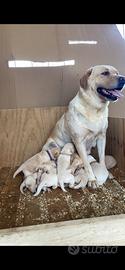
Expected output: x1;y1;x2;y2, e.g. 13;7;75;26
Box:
97;87;124;101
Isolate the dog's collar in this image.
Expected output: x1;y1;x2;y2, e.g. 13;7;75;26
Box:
46;150;58;167
46;150;55;161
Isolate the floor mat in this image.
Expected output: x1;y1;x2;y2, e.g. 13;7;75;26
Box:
0;166;125;230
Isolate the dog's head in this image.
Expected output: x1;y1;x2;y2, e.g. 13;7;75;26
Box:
20;173;38;194
61;143;75;155
80;65;125;102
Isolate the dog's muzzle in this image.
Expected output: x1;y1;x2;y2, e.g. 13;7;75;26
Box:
97;75;125;101
117;76;125;89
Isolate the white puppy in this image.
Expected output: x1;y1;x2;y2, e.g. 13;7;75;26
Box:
34;165;76;197
33;172;58;196
57;143;75;192
74;169;88;189
74;155;109;189
70;153;84;174
20;160;56;194
20;172;38;194
13;140;60;178
105;155;117;169
34;160;58;196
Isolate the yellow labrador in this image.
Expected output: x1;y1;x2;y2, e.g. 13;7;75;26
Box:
43;65;125;188
57;143;75;192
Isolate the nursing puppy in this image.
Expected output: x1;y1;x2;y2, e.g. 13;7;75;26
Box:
42;65;125;189
57;143;75;192
70;154;117;175
13;139;60;178
20;160;56;194
34;161;58;196
105;155;117;169
33;172;58;196
70;153;84;174
20;172;38;194
34;145;75;196
74;155;109;189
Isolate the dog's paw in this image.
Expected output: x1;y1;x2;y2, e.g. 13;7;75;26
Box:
88;179;99;189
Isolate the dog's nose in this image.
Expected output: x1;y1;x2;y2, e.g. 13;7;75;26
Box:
117;76;125;89
118;76;125;82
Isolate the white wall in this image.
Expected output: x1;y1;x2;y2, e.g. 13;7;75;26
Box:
0;24;125;117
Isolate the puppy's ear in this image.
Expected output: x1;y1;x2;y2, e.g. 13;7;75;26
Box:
80;68;92;89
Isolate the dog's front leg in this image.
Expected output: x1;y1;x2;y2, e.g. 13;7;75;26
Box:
97;133;107;165
97;132;109;175
74;140;98;189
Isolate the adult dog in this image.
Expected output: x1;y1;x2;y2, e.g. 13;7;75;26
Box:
42;65;125;188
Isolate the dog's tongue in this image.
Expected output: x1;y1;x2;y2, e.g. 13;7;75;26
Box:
110;89;124;98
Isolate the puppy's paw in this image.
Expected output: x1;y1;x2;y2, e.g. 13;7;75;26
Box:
74;185;81;189
52;185;58;190
47;188;52;193
69;184;75;189
88;179;99;189
63;189;67;192
108;172;115;180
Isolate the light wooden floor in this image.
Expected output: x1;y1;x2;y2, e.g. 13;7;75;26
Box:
0;214;125;246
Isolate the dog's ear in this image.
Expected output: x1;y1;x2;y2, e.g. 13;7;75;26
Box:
80;68;93;89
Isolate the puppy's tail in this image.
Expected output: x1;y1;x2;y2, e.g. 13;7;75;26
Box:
105;155;117;169
33;182;44;197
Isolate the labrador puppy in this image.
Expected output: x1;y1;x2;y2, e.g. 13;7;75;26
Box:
13;139;60;178
105;155;117;169
20;160;57;194
34;161;58;196
74;155;109;189
57;143;75;192
70;154;117;177
42;65;125;189
20;172;38;194
33;172;58;196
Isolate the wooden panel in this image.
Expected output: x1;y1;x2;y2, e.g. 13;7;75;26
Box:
0;107;66;167
106;117;125;171
0;107;125;170
0;214;125;245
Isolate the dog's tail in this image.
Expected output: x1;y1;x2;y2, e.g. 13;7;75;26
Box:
13;163;26;178
105;155;117;169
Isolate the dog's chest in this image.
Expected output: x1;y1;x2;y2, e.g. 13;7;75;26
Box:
85;117;107;133
75;111;107;134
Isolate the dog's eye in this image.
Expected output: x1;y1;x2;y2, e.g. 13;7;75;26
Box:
101;71;110;76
